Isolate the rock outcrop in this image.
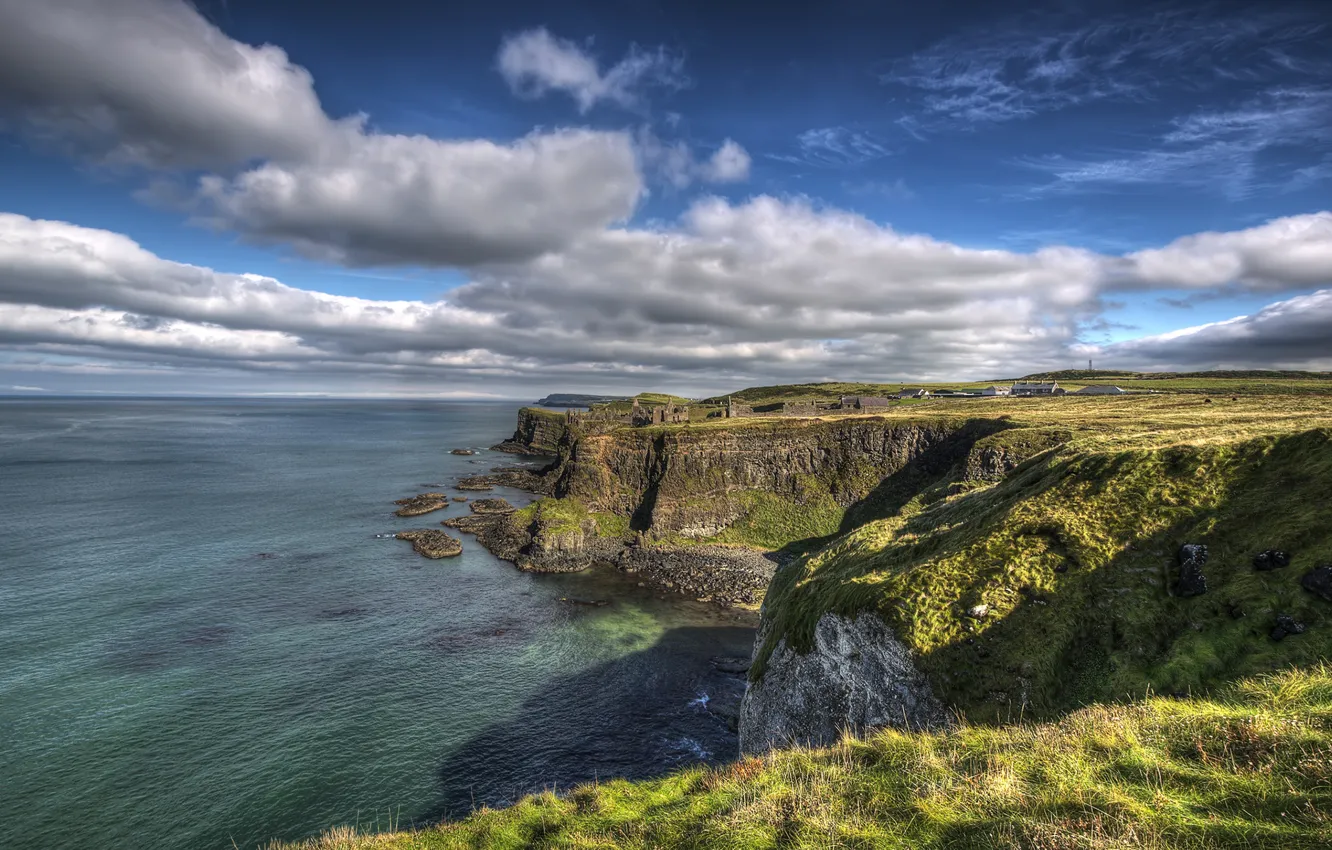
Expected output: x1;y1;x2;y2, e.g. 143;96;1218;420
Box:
396;529;463;558
394;493;451;517
491;408;568;454
1175;543;1208;597
739;612;950;755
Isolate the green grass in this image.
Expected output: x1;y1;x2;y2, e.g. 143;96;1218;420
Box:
511;497;633;540
271;666;1332;850
754;425;1332;719
701;372;1332;408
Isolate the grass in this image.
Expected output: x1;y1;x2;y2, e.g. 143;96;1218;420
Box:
702;373;1332;407
270;666;1332;850
754;421;1332;720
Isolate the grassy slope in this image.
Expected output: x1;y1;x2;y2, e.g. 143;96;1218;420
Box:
274;667;1332;850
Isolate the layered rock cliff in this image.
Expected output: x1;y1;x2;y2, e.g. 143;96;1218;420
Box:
491;407;569;455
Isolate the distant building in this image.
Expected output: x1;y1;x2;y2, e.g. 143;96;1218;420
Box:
840;395;892;409
981;385;1011;396
1011;381;1061;396
896;389;931;399
1074;385;1125;395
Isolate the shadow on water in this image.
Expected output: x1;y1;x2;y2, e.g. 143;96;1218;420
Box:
424;624;753;820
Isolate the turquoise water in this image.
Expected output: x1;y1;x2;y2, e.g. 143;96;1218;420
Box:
0;399;755;850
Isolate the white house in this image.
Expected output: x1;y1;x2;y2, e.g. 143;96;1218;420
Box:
981;385;1010;396
1074;385;1125;395
897;388;931;399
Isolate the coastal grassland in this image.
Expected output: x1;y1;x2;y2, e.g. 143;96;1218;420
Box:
702;371;1332;407
753;409;1332;719
271;666;1332;850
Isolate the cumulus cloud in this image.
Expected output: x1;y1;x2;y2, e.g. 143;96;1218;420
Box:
0;0;645;266
1087;289;1332;372
636;132;751;188
497;28;687;113
3;205;1331;393
0;0;337;167
1114;212;1332;291
190;128;643;266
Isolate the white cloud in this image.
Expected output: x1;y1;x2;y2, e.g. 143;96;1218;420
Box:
496;28;686;113
2;206;1331;392
1115;212;1332;290
191;128;643;266
0;0;338;167
635;132;750;188
701;139;751;183
771;128;891;168
0;0;646;266
886;6;1329;130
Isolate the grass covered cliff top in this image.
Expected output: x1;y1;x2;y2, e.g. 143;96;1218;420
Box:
752;396;1332;721
273;666;1332;849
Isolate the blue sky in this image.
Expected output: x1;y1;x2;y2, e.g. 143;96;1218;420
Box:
0;0;1329;397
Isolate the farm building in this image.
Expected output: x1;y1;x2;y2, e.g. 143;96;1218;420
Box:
1010;381;1062;396
897;389;931;399
981;385;1011;396
1074;385;1125;395
839;395;892;409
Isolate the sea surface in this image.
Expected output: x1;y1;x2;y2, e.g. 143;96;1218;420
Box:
0;399;755;850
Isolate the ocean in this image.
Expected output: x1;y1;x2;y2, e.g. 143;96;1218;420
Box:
0;399;755;849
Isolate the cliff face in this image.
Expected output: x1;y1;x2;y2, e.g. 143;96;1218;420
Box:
491;408;569;455
543;417;1036;544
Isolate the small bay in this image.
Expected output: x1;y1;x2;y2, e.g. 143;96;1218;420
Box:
0;399;753;850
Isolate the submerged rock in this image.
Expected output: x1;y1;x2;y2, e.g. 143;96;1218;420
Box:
558;597;610;607
1302;565;1332;602
450;449;477;455
1271;614;1306;641
395;529;463;558
452;496;468;502
394;492;451;517
1175;544;1208;597
739;611;950;755
1253;550;1292;571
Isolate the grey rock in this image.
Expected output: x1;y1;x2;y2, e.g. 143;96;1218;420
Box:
1175;543;1208;597
1301;565;1332;602
1271;614;1306;641
739;612;950;755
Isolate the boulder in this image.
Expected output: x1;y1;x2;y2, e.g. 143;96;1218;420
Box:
450;449;477;455
739;612;951;755
1175;544;1208;597
1271;614;1306;641
1301;565;1332;602
1253;549;1292;571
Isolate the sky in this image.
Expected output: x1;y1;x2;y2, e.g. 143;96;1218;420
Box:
0;0;1330;399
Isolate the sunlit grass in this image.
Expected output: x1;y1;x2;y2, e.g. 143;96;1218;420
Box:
271;666;1332;850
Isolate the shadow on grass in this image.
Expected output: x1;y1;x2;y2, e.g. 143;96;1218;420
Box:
423;624;755;821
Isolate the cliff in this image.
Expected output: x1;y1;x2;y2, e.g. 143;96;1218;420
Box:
490;407;569;454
